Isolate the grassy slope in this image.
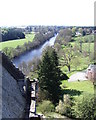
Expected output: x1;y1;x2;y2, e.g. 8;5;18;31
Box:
61;35;94;100
72;34;94;41
71;34;94;52
61;35;94;76
61;80;94;100
71;42;94;52
0;33;35;50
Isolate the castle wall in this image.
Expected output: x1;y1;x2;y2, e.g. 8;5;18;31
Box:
2;65;26;118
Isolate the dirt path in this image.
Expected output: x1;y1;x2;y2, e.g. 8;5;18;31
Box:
68;70;88;82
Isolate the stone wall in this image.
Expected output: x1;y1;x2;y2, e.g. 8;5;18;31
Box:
2;65;26;118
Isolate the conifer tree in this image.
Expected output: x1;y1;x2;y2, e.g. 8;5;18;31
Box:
38;47;61;104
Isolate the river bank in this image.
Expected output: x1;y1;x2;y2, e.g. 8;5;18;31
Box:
1;31;55;60
13;34;57;67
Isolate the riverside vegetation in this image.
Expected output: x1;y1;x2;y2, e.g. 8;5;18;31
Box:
0;27;55;59
0;26;95;119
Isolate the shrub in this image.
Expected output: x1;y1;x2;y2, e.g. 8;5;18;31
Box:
55;94;72;116
3;47;16;59
72;95;96;119
37;100;55;115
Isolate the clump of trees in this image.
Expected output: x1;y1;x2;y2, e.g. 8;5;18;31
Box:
1;28;25;41
55;28;72;45
71;27;93;37
55;94;96;119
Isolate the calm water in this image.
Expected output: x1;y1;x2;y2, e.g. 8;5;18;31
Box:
13;34;57;67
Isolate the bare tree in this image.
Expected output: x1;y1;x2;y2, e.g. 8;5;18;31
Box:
58;45;80;72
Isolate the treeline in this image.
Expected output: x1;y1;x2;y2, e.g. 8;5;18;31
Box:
2;31;55;59
55;27;94;45
25;25;94;36
25;25;61;33
1;26;94;42
1;28;25;41
71;27;94;37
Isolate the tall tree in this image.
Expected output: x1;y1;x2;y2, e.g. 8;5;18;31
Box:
59;46;73;72
38;47;61;104
55;28;72;46
58;44;80;72
72;27;76;37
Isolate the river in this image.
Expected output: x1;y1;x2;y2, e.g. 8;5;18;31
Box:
13;34;57;67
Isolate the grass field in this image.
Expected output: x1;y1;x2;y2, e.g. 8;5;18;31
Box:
60;35;94;101
0;33;35;50
71;42;94;53
61;80;94;101
71;34;94;52
72;34;94;42
61;34;94;76
61;56;90;78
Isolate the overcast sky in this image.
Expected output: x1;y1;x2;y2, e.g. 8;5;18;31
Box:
0;0;95;27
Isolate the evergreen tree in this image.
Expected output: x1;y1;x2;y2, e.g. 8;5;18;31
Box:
38;47;61;104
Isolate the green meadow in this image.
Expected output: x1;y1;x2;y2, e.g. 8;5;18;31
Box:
61;80;94;101
60;35;94;102
0;33;35;50
61;34;94;77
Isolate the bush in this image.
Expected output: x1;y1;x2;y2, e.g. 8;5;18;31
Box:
56;100;71;115
37;100;55;115
55;94;72;116
3;47;16;59
72;95;96;119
